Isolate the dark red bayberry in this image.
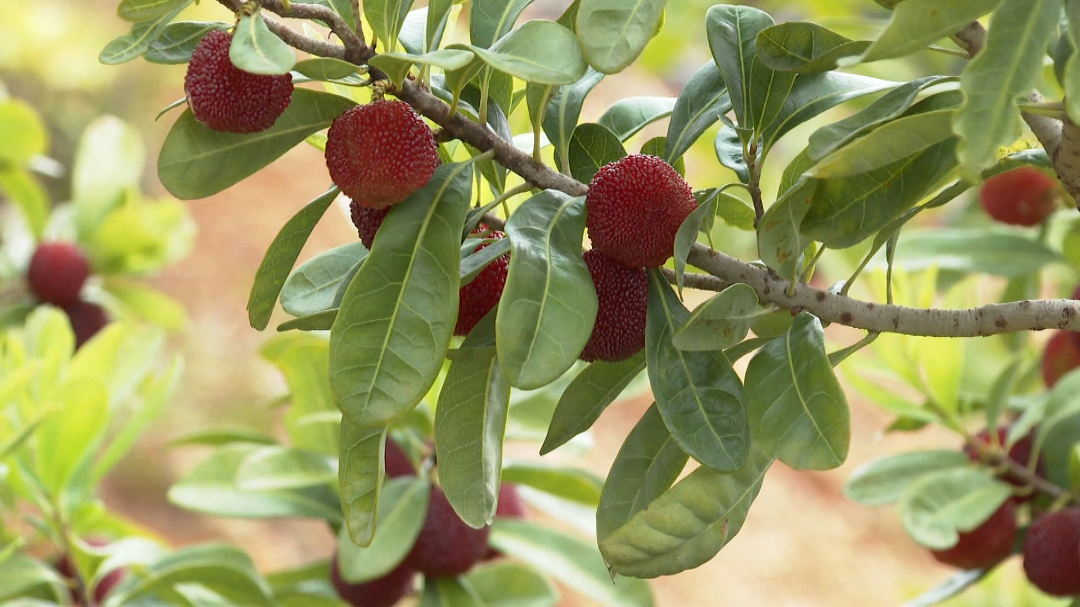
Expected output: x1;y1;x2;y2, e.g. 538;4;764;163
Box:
350;200;389;250
455;228;509;336
56;539;125;605
1022;509;1080;597
27;242;89;306
980;166;1058;227
385;438;415;478
330;554;416;607
579;249;647;363
930;500;1017;570
404;486;489;577
63;301;109;350
1042;330;1080;388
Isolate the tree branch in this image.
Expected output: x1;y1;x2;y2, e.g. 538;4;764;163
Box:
217;0;361;61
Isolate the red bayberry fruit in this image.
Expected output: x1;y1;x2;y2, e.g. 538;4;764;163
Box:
350;200;389;250
55;539;126;605
579;249;647;362
405;486;490;577
930;499;1017;569
326;101;439;209
1042;331;1080;387
484;484;527;560
27;242;90;306
585;154;697;268
385;438;415;478
455;228;509;336
330;554;416;607
63;301;109;350
963;427;1045;501
184;30;294;134
980;166;1058;227
1022;508;1080;596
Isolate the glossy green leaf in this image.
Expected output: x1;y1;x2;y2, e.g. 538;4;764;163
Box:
713;127;748;183
664;62;730;163
367;0;413;50
100;5;186;64
599;445;772;578
575;0;666;74
672;284;767;351
489;519;653;607
848;0;1002;65
0;556;65;602
470;0;534;48
705;4;774;129
73;115;146;236
158;89;355;199
277;310;338;332
757;175;815;281
422;576;485;607
281;242;367;318
338;477;429;583
261;334;341;456
639;136;683;176
37;379;109;497
461;238;511;285
369;49;476;84
117;0;192;22
459;21;587;85
247;187;338;330
427;0;455;51
543;68;604;172
293;57;359;81
567;123;626;184
235;446;337;491
169;426;279;447
808;109;956;179
758;72;896;149
954;0;1058;179
596;404;688;541
744;313;850;470
598;97;676;141
672;191;716;293
230;13;296;75
501;463;603;505
0;100;47;165
541;352;645;454
844;450;973;506
756;22;868;73
466;561;559;607
646;270;749;471
330;162;471;426
145;21;229;64
890;228;1063;277
899;468;1013;550
338;420;387;546
103;544;273;607
496;192;597;389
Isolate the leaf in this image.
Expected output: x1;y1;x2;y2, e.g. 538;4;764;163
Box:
757;176;815;281
889;228;1064;277
848;0;1003;65
496;192;597;390
261;334;341;456
170;426;279;447
596;404;688;541
843;450;973;506
369;49;477;85
543;68;604;172
646;270;750;471
247;187;338;331
461;238;511;285
597;97;677;141
458;21;587;85
899;468;1013;550
664;61;730;163
421;577;485;607
501;463;603;505
427;0;455;52
105;280;188;330
100;5;186;64
713;127;748;183
235;446;337;491
366;0;413;50
0;99;48;165
338;420;386;547
103;544;273;607
567;123;627;184
705;4;775;130
541;352;645;454
435;345;511;528
808;110;956;179
0;169;48;238
489;519;653;607
72;115;146;237
0;555;66;603
230;13;296;75
672;191;718;293
145;21;230;64
337;477;429;583
954;0;1059;179
117;0;192;22
281;242;368;318
1064;1;1080;126
277;310;338;332
465;561;559;607
905;570;989;607
470;0;534;49
758;72;897;149
672;284;767;351
293;57;359;81
598;445;772;578
575;0;666;74
756;22;869;73
330;162;471;426
158;89;355;199
37;379;109;498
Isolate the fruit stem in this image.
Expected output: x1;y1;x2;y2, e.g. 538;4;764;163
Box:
970;441;1080;506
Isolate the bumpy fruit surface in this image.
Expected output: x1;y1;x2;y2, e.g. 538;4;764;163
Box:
184;30;294;133
63;301;109;349
385;438;415;478
979;166;1058;227
27;242;90;306
56;539;125;605
1042;330;1080;387
331;554;416;607
350;200;389;250
963;427;1044;500
579;249;647;362
326;101;439;209
585;154;697;268
930;500;1017;569
455;228;509;336
1022;509;1080;596
405;486;490;577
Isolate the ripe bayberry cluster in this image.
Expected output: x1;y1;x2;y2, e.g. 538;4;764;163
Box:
979;166;1060;227
26;242;109;348
330;439;527;606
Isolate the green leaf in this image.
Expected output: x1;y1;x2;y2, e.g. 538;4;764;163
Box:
543;68;604;172
261;334;341;456
421;576;485;607
103;544;273;607
598;445;772;578
37;379;109;498
0;556;65;603
596;404;688;541
575;0;666;74
85;198;196;275
1069;444;1080;491
744;313;850;470
496;192;597;389
889;228;1063;277
1064;1;1080;125
435;345;511;528
117;0;192;22
843;450;973;506
100;5;187;64
247;187;338;331
330;162;471;426
501;463;603;505
664;62;730;163
646;270;750;471
597;97;676;141
470;0;534;49
105;280;188;330
281;242;368;318
235;446;337;491
713;127;748;183
705;4;774;130
145;21;229;64
170;426;279;447
899;468;1013;550
489;519;653;607
366;0;413;50
905;570;989;607
369;49;477;85
338;420;387;547
158;89;354;199
427;0;455;52
672;191;717;293
230;13;296;75
0;100;48;165
461;238;511;285
567;123;626;184
277;310;338;332
954;0;1059;179
465;561;559;607
72;115;146;236
460;21;587;85
337;477;429;583
541;352;645;454
293;57;359;81
847;0;1003;65
672;284;767;351
168;444;342;521
808;109;956;179
758;174;814;282
756;22;869;73
0;169;48;238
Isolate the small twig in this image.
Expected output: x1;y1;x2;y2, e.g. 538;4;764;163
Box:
970;442;1079;506
746;141;764;224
